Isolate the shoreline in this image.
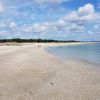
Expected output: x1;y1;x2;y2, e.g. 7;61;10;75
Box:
44;42;100;67
0;42;100;100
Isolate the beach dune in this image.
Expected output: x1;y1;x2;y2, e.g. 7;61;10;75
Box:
0;43;100;100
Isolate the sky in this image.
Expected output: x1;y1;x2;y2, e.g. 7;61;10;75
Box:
0;0;100;41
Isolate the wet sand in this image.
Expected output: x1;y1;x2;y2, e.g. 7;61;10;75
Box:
0;43;100;100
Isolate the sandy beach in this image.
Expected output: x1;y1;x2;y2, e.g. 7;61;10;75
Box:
0;42;100;100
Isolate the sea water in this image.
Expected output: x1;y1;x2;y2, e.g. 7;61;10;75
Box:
46;43;100;65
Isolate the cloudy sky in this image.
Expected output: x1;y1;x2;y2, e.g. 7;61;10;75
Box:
0;0;100;41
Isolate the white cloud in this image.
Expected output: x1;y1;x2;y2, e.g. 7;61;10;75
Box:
14;4;99;37
94;24;100;29
68;23;85;32
9;22;17;28
78;3;94;15
0;31;8;35
50;3;100;36
0;20;17;28
87;31;94;35
19;23;50;34
33;24;48;33
0;3;100;40
0;1;5;12
35;0;70;5
62;3;100;24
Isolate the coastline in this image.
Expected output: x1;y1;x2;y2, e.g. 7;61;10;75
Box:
0;42;100;100
45;42;100;67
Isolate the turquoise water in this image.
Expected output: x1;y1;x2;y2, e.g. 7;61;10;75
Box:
46;43;100;65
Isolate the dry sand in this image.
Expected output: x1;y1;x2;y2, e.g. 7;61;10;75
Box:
0;43;100;100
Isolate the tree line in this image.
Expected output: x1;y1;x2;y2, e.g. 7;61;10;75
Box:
0;38;79;43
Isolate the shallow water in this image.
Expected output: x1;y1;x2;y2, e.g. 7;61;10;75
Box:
46;43;100;65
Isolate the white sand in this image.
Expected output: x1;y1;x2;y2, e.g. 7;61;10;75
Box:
0;43;100;100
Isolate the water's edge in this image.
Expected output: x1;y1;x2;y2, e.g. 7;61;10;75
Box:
45;43;100;66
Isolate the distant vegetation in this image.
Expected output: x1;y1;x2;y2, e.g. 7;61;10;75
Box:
0;38;79;43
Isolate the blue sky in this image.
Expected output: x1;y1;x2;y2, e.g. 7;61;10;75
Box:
0;0;100;41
